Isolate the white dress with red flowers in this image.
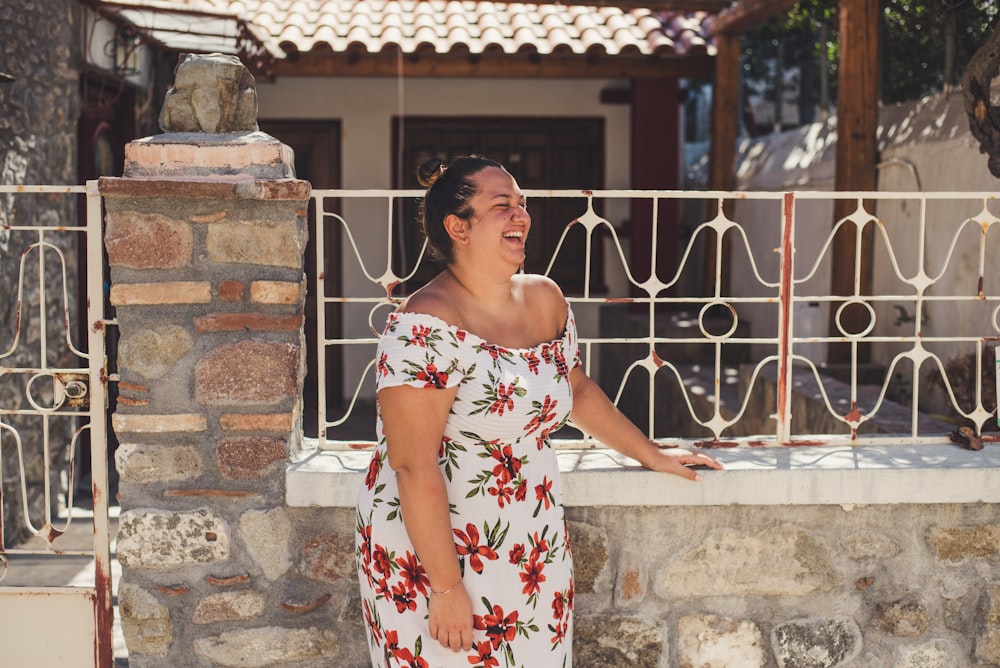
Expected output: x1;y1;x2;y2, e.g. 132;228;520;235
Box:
356;306;578;668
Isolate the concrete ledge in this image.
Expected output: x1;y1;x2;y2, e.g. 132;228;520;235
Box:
286;442;1000;508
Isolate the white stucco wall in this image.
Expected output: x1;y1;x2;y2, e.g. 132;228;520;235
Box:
255;76;633;400
728;90;1000;407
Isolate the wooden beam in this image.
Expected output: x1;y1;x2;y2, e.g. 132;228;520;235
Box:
708;33;740;192
272;52;714;80
710;0;799;35
828;0;879;365
706;32;741;294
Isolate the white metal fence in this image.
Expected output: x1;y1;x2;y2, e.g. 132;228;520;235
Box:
0;183;114;665
314;188;1000;450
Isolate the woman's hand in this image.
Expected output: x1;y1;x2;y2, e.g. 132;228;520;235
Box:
641;445;724;481
428;582;474;652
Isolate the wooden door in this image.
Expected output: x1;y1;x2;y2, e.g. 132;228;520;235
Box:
393;118;605;294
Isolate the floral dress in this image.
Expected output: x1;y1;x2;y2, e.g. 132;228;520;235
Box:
356;305;579;668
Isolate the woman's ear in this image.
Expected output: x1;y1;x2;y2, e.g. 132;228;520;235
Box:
444;214;470;245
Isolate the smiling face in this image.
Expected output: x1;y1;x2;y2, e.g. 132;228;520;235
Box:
457;166;531;268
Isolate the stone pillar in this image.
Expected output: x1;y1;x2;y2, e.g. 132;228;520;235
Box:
99;55;333;665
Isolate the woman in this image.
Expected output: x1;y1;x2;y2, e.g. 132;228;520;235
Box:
356;156;722;667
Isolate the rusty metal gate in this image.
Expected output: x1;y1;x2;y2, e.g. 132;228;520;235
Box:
0;182;114;666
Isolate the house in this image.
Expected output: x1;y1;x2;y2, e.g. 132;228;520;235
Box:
84;0;722;420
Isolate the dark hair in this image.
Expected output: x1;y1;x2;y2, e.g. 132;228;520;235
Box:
417;155;503;264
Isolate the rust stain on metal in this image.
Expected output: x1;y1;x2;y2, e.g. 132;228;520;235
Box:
47;525;65;542
206;573;251;587
92;318;105;333
95;564;114;667
844;402;863;424
745;440;769;447
776;193;795;439
694;440;739;448
605;298;636;303
784;439;826;447
155;584;190;595
281;593;332;613
318;271;325;280
650;350;665;367
385;280;401;299
979;275;985;299
349;441;377;450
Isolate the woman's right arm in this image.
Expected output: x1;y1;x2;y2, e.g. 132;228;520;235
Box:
379;383;473;653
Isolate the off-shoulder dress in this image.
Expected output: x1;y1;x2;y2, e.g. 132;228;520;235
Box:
355;305;578;668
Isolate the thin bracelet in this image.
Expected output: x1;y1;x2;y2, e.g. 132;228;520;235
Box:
430;582;462;596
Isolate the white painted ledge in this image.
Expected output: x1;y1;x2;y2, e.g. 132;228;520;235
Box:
286;442;1000;508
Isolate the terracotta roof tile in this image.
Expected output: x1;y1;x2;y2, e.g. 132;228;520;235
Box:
151;0;715;60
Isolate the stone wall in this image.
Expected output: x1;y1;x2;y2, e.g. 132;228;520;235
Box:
100;58;327;662
0;0;83;545
240;502;998;668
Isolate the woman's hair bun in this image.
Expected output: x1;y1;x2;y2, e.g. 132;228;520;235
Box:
417;157;446;188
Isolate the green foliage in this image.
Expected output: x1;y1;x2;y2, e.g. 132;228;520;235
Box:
741;0;998;116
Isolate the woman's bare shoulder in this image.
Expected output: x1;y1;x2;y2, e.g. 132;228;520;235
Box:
516;274;568;332
397;277;462;326
517;273;566;305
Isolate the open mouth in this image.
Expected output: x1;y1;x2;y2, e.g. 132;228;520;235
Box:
503;231;523;240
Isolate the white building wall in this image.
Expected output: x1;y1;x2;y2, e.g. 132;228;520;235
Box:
729;90;1000;393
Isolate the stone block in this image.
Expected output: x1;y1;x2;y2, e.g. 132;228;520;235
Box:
654;526;841;598
216;436;287;480
250;280;306;305
975;582;1000;664
218;279;245;301
771;617;862;668
193;312;303;333
115;443;203;483
614;550;645;608
195;341;300;406
193;590;266;624
926;524;1000;561
874;598;929;636
192;627;338;667
116;323;193;379
113;413;208;434
110;281;213;306
220;412;294;432
574;615;663;668
568;520;610;595
118;582;172;657
840;529;899;560
301;531;355;584
117;508;230;568
158;53;258;134
895;639;960;668
206;219;305;269
240;507;293;581
105;210;193;269
677;614;765;668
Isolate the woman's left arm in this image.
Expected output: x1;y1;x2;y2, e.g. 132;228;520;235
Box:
568;366;724;480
